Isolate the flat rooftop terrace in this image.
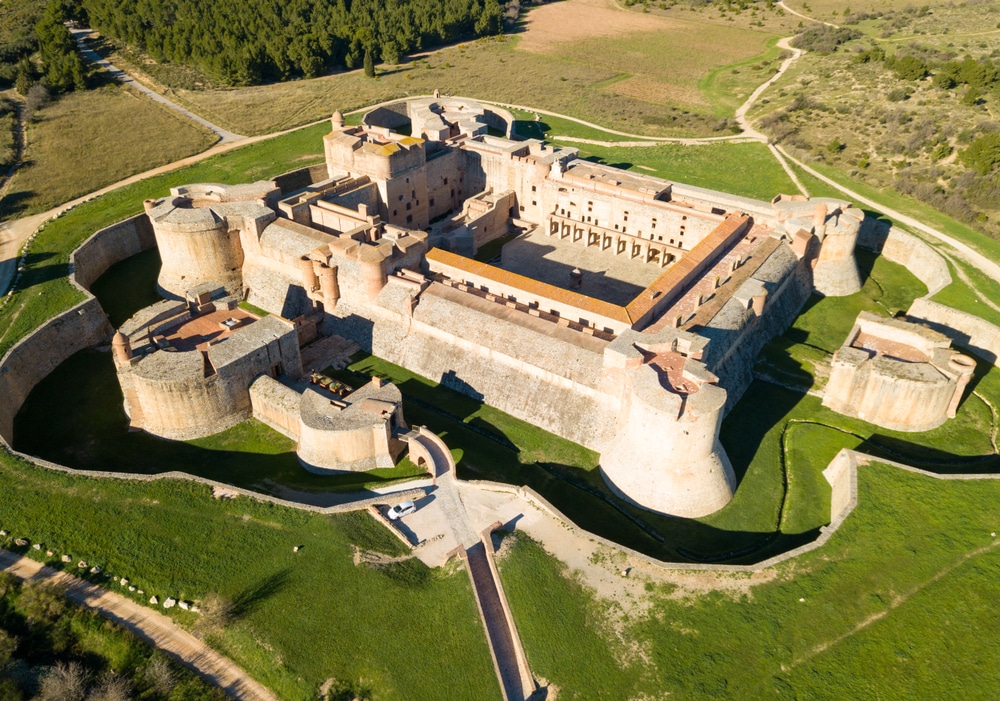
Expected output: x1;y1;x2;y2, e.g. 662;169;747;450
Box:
161;308;258;352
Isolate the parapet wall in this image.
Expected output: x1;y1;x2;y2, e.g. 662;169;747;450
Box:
858;223;951;295
0;298;111;443
907;298;1000;366
71;214;156;291
2;212;164;447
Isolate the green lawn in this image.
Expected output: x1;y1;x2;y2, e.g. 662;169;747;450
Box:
0;454;499;701
499;460;1000;699
564;140;798;202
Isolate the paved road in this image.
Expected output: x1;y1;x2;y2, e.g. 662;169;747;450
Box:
0;550;279;701
70;28;244;143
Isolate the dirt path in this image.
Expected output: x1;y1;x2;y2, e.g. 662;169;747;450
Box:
775;145;1000;282
0;550;280;701
71;28;244;143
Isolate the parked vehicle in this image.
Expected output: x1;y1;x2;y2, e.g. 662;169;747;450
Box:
386;500;417;520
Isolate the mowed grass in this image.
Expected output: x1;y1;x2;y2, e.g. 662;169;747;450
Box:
0;84;216;220
498;461;1000;699
0;120;327;359
168;18;774;138
567;140;798;201
0;453;500;701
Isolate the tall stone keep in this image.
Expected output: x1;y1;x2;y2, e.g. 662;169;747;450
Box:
144;183;278;298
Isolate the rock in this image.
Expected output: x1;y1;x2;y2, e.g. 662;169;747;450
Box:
120;578;129;587
137;590;144;595
149;596;158;605
61;554;72;563
293;546;300;553
190;605;200;613
14;539;27;547
0;530;7;537
45;550;53;557
89;566;101;574
77;561;88;569
32;543;41;550
179;601;191;611
128;586;136;592
163;598;176;609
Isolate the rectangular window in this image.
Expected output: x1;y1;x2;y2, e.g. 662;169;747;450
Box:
531;185;537;192
443;177;449;184
406;202;411;211
429;198;435;207
406;214;413;223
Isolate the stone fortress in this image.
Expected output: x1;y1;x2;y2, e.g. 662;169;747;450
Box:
108;95;973;518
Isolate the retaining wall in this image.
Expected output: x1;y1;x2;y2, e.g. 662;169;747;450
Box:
70;214;156;290
907;298;1000;366
858;223;952;295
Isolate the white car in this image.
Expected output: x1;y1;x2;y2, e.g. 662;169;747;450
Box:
386;500;417;521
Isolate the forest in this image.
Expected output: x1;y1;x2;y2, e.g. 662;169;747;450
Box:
81;0;509;86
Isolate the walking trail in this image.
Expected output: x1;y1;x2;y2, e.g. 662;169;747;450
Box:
0;550;279;701
70;28;244;143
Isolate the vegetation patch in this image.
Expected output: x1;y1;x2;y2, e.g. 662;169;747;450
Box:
0;83;216;220
0;455;499;700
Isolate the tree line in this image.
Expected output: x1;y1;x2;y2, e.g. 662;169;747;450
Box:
82;0;509;86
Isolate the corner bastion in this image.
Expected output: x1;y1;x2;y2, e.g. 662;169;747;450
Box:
823;311;976;432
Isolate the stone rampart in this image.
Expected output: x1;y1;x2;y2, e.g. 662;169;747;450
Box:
858;224;951;295
249;375;301;440
0;298;112;443
907;298;1000;366
701;243;813;411
70;214;156;291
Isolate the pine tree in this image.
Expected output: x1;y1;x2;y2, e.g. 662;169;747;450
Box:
363;48;375;78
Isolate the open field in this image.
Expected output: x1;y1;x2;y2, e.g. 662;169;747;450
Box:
499;459;1000;699
0;84;216;221
565;140;799;201
138;0;779;138
0;455;500;701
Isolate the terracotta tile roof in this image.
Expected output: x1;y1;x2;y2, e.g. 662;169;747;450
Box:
425;248;632;324
625;214;751;322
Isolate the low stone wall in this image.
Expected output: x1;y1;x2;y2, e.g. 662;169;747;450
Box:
0;298;112;444
465;443;1000;573
272;164;330;196
70;214;156;291
2;445;426;515
907;298;1000;366
249;376;301;440
858;223;951;295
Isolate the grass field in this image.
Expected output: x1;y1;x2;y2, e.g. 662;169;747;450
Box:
0;454;500;701
565;140;799;201
152;3;777;139
499;458;1000;699
0;84;216;221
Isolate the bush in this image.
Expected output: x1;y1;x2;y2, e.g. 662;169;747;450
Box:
791;25;861;53
961;132;1000;175
888;54;929;80
887;87;910;102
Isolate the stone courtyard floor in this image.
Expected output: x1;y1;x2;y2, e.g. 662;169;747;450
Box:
499;229;664;306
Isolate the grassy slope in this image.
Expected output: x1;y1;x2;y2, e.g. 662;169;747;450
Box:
500;462;1000;699
1;84;216;221
0;455;499;701
566;141;797;201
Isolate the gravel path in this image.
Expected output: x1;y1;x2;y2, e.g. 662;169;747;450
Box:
71;28;244;143
0;550;280;701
